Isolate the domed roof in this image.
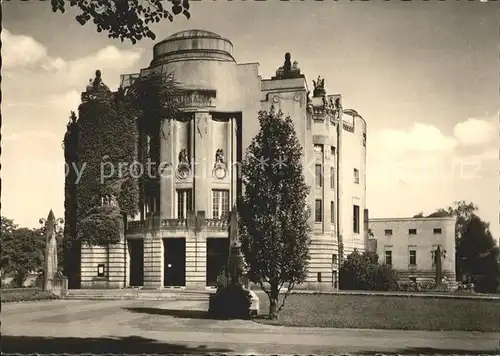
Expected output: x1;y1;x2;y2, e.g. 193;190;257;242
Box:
151;28;234;65
165;29;226;41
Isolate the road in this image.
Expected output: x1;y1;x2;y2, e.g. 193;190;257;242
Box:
2;299;499;355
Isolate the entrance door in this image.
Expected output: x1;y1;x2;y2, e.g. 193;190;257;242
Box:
164;238;186;287
128;239;144;287
206;238;229;287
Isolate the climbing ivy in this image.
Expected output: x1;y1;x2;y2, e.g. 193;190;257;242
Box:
77;87;139;227
63;111;80;280
78;204;123;246
63;70;180;247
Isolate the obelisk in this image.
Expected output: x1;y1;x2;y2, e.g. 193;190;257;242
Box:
44;210;58;291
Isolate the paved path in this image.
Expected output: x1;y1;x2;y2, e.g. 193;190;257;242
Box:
2;300;499;354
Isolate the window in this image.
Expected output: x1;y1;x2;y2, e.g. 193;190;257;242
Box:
315;165;323;188
176;189;192;219
315;199;322;222
314;144;323;160
353;168;359;184
212;190;229;219
330;201;335;223
353;205;360;233
330;166;335;189
317;272;322;282
409;250;417;265
385;251;392;266
332;270;338;289
97;264;105;277
384;229;393;236
331;146;336;158
433;228;442;234
332;254;338;265
409;229;417;235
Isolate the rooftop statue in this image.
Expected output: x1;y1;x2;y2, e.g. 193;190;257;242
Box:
85;69;110;92
312;75;326;97
273;53;301;79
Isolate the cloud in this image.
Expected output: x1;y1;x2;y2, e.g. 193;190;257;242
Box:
453;117;496;147
369;122;457;159
1;29;50;69
4;130;59;142
3;29;144;91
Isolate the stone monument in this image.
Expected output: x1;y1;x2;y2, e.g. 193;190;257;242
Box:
39;210;62;291
227;205;259;316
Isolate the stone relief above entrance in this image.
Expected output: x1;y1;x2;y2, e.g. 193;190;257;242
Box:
174;89;217;109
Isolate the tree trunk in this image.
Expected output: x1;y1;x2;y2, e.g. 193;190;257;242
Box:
268;283;279;319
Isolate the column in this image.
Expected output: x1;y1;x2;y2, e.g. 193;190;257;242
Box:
107;240;126;288
160;119;175;219
185;213;207;289
193;112;211;214
143;216;162;289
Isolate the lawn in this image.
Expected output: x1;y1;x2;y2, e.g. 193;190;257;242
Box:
1;288;59;303
255;293;500;332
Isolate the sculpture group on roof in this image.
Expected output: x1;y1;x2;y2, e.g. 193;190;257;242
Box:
312;75;326;97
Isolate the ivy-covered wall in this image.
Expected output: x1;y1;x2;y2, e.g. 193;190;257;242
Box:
76;88;139;245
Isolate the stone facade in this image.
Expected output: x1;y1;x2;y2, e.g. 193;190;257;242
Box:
368;217;457;282
79;29;367;290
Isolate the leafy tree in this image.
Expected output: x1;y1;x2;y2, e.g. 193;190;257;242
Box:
423;201;499;292
1;218;45;287
457;215;499;293
50;0;191;44
239;106;311;319
339;250;399;291
413;211;424;218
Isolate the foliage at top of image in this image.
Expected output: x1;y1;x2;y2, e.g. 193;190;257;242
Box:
50;0;191;43
239;106;311;320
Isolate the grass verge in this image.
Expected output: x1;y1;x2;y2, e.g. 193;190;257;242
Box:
255;293;500;331
1;288;59;303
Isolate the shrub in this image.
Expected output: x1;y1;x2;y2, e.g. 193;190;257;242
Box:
339;250;399;291
208;283;252;319
1;288;59;303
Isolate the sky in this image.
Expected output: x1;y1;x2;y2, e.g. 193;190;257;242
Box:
2;0;499;237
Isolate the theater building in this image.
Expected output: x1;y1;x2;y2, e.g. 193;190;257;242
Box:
79;29;368;290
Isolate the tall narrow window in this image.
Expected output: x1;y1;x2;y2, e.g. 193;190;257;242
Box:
330;201;335;224
315;164;323;188
315;199;322;222
176;189;192;219
409;250;417;266
212;190;230;219
353;204;360;233
353;168;360;184
330;166;335;189
385;250;392;266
